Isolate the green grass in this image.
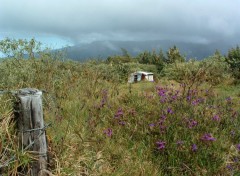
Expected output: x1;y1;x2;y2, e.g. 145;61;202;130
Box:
215;84;240;98
0;58;239;175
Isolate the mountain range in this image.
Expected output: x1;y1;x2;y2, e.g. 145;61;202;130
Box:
61;40;236;61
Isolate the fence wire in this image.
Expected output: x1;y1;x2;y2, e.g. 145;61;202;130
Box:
0;123;51;169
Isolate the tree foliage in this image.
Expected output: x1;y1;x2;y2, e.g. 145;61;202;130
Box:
163;56;230;94
0;38;41;59
166;45;185;64
225;45;240;81
137;49;165;73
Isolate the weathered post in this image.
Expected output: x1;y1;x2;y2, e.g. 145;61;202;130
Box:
15;88;48;176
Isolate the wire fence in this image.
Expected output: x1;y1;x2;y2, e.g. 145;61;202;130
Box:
0;123;51;169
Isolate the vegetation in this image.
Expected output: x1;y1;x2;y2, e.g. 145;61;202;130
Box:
225;45;240;83
0;39;239;175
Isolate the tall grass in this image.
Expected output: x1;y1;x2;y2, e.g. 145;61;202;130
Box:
0;57;239;175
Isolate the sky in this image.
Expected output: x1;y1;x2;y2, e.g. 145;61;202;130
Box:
0;0;240;51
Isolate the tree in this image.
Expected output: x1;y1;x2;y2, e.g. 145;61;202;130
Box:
166;45;185;64
0;38;41;59
137;51;152;64
136;49;165;73
154;49;165;73
225;45;240;81
159;49;166;63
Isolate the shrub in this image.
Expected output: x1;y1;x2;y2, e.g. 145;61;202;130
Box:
225;45;240;83
162;57;231;94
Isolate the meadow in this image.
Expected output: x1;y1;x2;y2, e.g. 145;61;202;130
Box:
0;47;240;175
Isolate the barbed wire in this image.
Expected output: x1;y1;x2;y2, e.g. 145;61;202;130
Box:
0;123;51;169
0;89;47;95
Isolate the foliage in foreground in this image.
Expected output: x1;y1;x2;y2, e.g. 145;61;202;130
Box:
0;57;239;175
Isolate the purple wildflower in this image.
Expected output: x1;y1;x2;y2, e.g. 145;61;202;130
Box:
180;83;186;87
236;144;240;151
226;97;232;101
149;123;155;127
158;119;166;133
171;95;177;101
197;98;205;103
188;119;198;129
158;89;167;97
167;107;174;114
212;115;220;121
99;89;108;107
176;140;184;146
158;119;164;125
103;128;113;137
192;144;197;152
100;99;106;107
118;121;126;126
160;96;167;103
114;108;123;118
201;133;216;141
156;141;166;150
159;125;166;133
193;89;198;94
233;157;239;163
161;115;167;120
226;164;233;171
191;100;198;106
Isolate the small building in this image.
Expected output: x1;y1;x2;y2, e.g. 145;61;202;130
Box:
128;71;154;83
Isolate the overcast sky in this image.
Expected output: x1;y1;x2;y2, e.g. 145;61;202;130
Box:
0;0;240;48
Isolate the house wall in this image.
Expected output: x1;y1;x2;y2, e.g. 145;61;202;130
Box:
146;75;154;81
128;73;154;83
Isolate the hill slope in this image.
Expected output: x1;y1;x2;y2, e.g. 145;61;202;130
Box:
63;40;234;61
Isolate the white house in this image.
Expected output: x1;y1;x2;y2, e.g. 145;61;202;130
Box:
128;71;154;83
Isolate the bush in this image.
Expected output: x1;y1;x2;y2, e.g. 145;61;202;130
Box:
225;45;240;83
162;57;231;94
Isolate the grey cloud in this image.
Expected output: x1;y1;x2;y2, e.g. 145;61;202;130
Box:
0;0;240;44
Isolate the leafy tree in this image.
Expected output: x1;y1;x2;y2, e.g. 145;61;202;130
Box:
106;55;134;64
166;45;185;64
159;49;166;62
156;49;166;73
0;38;41;59
137;51;151;64
213;49;222;59
225;45;240;81
136;49;165;73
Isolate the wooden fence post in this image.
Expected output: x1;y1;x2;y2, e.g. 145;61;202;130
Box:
15;88;48;176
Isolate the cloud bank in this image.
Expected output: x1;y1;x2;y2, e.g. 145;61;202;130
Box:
0;0;240;45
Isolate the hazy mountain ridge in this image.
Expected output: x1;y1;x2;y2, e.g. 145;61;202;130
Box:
62;40;235;61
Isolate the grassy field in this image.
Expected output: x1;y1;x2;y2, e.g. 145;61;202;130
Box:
0;57;239;175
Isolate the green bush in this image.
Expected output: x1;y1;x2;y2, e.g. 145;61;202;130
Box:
225;45;240;82
162;57;231;93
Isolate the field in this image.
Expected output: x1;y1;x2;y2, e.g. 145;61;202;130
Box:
0;55;239;175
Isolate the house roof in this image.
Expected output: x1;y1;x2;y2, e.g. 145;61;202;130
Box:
135;71;153;75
